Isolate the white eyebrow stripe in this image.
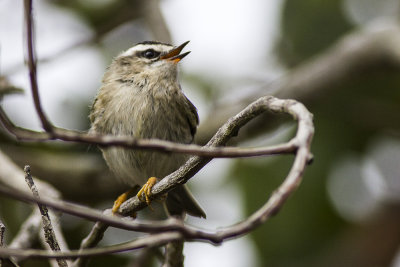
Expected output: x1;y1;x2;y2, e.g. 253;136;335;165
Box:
119;44;173;57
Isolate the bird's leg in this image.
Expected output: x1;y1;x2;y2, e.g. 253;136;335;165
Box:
112;188;135;214
137;177;158;209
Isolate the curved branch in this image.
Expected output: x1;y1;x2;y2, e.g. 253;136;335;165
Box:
118;96;313;215
0;95;314;260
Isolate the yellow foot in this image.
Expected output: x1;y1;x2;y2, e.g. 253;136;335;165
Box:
112;188;134;214
137;177;157;209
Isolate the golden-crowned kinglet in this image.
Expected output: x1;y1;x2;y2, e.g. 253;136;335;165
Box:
90;41;206;218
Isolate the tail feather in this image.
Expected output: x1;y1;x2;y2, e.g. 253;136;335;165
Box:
165;185;206;218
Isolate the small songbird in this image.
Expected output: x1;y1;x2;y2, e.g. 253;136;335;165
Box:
89;41;206;218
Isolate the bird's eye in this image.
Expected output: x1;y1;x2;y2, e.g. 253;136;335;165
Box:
142;49;160;59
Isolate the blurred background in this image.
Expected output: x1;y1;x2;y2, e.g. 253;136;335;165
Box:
1;0;400;266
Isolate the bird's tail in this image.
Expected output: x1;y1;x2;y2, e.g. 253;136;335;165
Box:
165;185;206;218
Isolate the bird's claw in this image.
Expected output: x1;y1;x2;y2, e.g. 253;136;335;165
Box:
137;177;157;210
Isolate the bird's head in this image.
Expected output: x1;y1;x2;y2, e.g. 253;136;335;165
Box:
108;41;190;82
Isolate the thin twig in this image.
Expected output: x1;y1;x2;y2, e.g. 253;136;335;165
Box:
24;166;68;267
38;216;72;267
72;221;108;267
163;212;185;267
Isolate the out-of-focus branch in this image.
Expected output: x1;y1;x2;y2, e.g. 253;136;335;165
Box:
163;241;184;267
275;21;400;101
9;210;41;252
197;20;400;143
0;77;24;98
0;150;60;199
0;145;121;201
143;0;172;43
0;232;183;260
5;0;172;77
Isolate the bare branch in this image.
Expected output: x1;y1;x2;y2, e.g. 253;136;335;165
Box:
0;232;183;260
0;149;61;199
163;240;184;267
23;0;53;132
72;221;109;267
24;166;68;267
0;76;24;98
143;0;172;43
0;105;296;158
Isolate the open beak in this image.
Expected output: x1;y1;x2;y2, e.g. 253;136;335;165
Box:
160;41;191;63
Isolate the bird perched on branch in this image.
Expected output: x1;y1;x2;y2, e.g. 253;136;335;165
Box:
89;41;206;218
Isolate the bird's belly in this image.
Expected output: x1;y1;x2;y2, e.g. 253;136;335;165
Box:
102;110;190;186
103;146;187;186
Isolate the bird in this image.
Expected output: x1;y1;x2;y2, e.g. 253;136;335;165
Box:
89;41;206;218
